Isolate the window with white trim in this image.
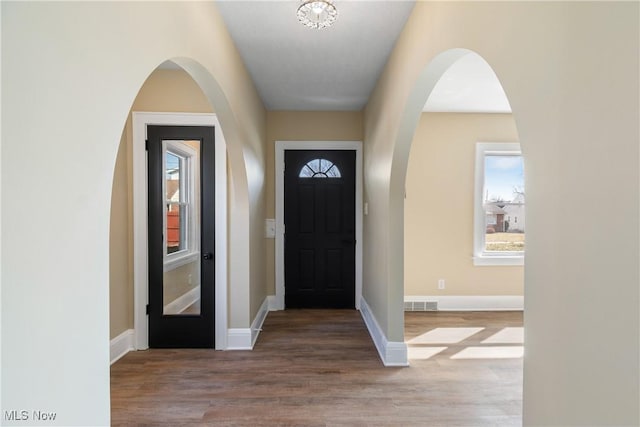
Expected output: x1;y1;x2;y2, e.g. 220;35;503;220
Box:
474;143;524;266
163;140;200;270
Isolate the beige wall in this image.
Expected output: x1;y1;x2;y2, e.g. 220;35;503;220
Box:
405;113;522;296
2;2;267;422
364;2;638;425
109;69;214;340
129;69;214;113
264;111;363;294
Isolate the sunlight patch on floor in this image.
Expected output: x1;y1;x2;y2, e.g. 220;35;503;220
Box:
451;346;524;359
407;327;484;344
407;346;448;360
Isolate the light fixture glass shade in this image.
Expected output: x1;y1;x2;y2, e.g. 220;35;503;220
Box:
297;0;338;29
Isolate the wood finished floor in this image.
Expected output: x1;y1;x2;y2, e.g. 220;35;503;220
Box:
111;310;523;426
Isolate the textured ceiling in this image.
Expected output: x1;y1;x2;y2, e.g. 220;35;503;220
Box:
216;1;416;111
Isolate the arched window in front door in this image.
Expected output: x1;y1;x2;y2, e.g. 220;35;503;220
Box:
299;158;342;178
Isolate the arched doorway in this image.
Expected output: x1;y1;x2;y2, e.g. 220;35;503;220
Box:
109;61;228;357
402;52;525;418
385;48;525;366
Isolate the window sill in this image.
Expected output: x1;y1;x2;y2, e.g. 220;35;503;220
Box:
164;251;200;272
473;255;524;266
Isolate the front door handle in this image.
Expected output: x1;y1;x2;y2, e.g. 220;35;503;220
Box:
203;252;213;260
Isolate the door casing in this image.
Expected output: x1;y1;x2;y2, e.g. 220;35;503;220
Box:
132;112;227;350
275;141;363;310
147;125;215;347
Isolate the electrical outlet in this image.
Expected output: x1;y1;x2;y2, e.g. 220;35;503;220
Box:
438;279;445;290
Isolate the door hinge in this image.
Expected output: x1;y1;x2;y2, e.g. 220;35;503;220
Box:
146;304;150;315
145;140;149;151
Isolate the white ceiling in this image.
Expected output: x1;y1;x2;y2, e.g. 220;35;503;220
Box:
215;0;415;111
161;2;512;113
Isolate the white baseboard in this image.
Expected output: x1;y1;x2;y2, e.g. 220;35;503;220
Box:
226;297;270;350
359;297;408;367
163;286;200;315
110;329;135;365
404;295;524;311
267;295;282;311
251;297;269;347
226;328;252;350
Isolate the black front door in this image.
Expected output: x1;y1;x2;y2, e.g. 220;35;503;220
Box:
147;125;215;348
284;150;356;308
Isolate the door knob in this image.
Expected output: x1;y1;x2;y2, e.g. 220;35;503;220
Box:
203;252;213;260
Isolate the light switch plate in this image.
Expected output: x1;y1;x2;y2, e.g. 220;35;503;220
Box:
265;219;276;238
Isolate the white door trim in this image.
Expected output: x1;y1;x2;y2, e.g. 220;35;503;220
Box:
274;141;363;310
132;112;228;350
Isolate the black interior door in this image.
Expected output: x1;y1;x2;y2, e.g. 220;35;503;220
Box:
284;150;356;308
147;125;215;348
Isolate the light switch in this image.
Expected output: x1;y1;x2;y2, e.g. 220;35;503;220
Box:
364;202;369;216
265;219;276;238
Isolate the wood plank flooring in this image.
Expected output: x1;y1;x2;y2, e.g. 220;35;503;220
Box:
111;310;523;426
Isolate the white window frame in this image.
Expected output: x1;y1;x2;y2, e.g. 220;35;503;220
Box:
162;140;199;272
473;142;524;266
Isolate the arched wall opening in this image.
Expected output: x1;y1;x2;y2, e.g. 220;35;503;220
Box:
382;47;528;366
109;59;238;357
401;54;526;408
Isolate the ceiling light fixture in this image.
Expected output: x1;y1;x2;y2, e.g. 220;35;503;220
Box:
297;0;338;29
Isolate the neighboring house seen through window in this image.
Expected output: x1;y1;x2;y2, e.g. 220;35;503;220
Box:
474;142;525;266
